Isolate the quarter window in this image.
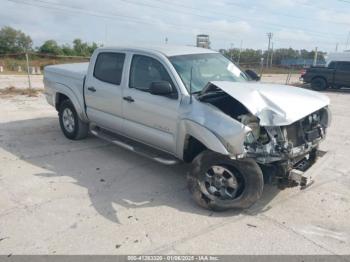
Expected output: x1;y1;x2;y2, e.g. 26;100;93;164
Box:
94;52;125;85
129;55;174;91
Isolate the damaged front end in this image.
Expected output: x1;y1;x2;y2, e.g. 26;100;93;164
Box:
241;107;330;188
243;107;330;163
199;81;331;188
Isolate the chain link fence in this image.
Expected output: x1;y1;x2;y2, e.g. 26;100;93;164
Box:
0;52;90;89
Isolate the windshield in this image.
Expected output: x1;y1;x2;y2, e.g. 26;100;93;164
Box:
169;53;248;93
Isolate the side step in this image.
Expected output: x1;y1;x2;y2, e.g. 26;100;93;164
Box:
90;126;179;165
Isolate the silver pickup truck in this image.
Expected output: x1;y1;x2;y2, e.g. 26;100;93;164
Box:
44;46;331;211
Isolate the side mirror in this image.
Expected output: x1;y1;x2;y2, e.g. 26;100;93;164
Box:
150;81;173;96
245;69;261;81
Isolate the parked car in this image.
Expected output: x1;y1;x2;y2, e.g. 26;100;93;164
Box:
44;46;331;211
301;61;350;91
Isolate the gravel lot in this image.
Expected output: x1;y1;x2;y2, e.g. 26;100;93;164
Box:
0;75;44;89
0;76;349;255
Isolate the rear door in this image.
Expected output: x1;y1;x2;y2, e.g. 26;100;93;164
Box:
122;54;180;154
335;62;350;87
85;51;126;132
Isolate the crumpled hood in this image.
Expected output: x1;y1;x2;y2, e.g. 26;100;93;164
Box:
207;81;330;126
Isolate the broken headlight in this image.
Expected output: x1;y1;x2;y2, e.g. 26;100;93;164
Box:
244;131;256;144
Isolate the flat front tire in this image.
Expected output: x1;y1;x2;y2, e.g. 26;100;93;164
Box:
187;150;264;211
59;99;89;140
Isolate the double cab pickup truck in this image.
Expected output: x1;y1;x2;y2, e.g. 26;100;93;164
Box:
44;46;331;211
301;60;350;91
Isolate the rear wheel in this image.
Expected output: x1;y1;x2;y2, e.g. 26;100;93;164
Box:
187;150;264;211
59;99;89;140
311;77;328;91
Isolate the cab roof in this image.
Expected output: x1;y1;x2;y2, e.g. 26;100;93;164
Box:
97;45;218;57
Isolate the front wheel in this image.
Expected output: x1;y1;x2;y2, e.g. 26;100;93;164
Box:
187;150;264;211
59;99;89;140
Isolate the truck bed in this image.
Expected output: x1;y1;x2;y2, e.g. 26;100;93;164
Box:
44;63;89;81
43;63;89;113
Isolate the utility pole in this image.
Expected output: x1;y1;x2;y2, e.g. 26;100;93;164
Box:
25;53;32;89
230;43;234;62
346;31;350;50
266;33;273;68
237;40;243;65
270;42;274;68
313;47;318;66
104;24;108;46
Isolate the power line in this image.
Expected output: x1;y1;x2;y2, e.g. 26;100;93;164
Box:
225;0;350;26
6;0;250;36
136;0;347;39
6;0;340;48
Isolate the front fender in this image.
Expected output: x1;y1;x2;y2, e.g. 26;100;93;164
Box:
177;119;229;160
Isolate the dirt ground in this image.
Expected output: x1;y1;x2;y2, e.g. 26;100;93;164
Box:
0;75;44;89
0;77;349;255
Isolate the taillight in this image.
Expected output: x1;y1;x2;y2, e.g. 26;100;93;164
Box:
300;69;306;76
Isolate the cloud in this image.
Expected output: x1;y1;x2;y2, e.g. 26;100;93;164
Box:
275;29;312;42
315;10;350;25
198;20;251;39
262;0;310;8
0;0;345;51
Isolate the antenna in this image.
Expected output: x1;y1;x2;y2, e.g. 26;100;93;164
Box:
190;66;193;104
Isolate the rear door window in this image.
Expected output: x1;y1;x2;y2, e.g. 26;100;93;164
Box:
337;62;350;71
94;52;126;85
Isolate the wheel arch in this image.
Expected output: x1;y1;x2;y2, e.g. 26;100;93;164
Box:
311;76;328;84
177;120;229;161
52;82;88;122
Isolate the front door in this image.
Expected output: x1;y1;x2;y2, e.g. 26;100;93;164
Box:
122;54;180;154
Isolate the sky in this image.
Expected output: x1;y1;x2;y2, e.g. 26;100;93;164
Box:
1;0;350;52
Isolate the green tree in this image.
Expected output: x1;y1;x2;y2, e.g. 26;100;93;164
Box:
0;26;32;54
73;38;99;56
61;44;76;56
38;40;62;55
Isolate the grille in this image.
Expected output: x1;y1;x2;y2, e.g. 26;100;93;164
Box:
286;122;304;147
286;111;322;146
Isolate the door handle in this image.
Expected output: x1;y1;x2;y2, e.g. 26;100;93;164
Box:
123;96;135;103
87;86;96;92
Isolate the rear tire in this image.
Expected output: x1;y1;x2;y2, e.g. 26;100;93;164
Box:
311;77;328;91
187;150;264;211
59;99;89;140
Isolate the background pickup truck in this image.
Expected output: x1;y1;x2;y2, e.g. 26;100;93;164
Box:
301;61;350;91
44;46;330;211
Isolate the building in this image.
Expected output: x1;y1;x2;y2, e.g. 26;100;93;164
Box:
196;34;210;49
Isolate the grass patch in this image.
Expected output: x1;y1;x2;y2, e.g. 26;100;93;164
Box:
0;86;43;97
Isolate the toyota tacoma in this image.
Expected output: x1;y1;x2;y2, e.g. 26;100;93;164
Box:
44;46;331;211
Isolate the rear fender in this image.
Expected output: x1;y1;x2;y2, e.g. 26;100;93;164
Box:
52;82;88;122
